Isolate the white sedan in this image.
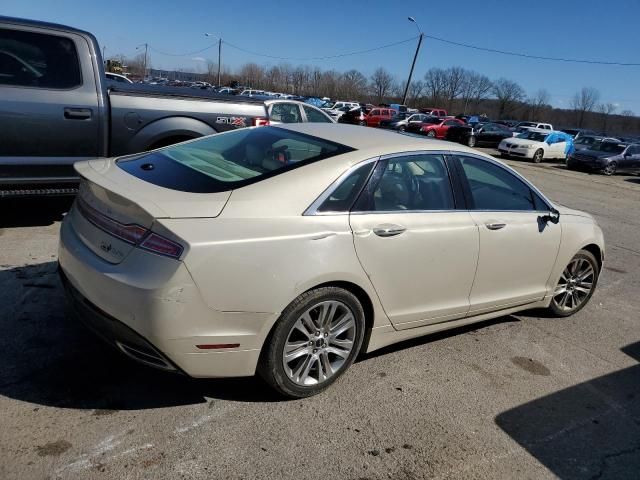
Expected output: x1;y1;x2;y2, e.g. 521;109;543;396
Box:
59;124;604;398
499;130;570;163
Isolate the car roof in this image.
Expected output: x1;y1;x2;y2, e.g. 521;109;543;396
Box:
275;123;481;156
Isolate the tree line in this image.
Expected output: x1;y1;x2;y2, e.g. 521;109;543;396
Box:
116;52;639;136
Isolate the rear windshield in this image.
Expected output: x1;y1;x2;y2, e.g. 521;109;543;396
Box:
117;127;354;193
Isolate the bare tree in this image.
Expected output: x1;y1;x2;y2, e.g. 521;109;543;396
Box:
442;67;467;110
528;89;551;120
406;79;425;106
370;67;394;103
238;63;265;87
424;68;447;106
570;87;600;127
597;102;617;133
460;72;493;113
492;78;525;118
126;52;149;78
340;70;367;100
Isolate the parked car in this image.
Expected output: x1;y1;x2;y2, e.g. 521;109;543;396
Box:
0;16;333;196
321;101;360;119
573;135;621;151
446;122;513;148
337;107;368;126
105;72;133;84
239;89;266;97
58;123;604;398
420;108;448;117
512;122;553;136
498;130;573;163
379;113;430;131
365;107;397;127
494;119;519;129
406;117;465;138
560;128;597;139
567;141;640;175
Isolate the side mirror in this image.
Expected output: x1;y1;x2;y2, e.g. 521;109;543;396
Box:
541;208;560;224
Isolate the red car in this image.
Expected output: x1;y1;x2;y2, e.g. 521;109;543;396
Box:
416;118;465;138
365;107;396;127
420;107;448;117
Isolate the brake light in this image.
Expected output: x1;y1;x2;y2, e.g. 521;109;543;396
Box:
252;117;270;126
139;232;183;258
76;198;183;259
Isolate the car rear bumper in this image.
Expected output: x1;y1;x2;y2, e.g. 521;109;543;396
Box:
58;215;272;378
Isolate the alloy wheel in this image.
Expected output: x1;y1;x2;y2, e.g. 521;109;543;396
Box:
552;257;595;313
533;149;544;163
282;300;356;386
603;162;617;176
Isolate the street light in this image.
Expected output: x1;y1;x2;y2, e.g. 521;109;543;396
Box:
402;17;424;106
205;33;222;86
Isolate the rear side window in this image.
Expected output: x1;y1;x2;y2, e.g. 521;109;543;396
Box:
270;103;301;123
0;28;81;89
117;127;354;193
303;105;332;123
457;156;538;211
317;162;375;213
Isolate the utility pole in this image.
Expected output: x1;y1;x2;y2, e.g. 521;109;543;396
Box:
136;43;149;80
218;38;222;86
402;17;424;106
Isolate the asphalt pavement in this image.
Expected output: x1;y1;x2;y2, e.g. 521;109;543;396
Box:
1;156;639;480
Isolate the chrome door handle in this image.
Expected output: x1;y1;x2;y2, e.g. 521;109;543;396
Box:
485;222;506;230
373;224;406;237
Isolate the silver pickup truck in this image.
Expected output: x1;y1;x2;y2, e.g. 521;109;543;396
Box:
0;16;333;196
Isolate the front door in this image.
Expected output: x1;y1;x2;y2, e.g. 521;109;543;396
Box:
350;153;479;329
0;25;101;165
453;154;561;315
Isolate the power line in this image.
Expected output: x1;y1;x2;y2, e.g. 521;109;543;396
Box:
422;34;640;66
144;32;640;66
222;36;419;61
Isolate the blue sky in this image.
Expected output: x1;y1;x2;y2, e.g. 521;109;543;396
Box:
4;0;640;112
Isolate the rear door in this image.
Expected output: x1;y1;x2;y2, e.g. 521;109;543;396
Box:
0;25;101;168
350;152;479;329
367;109;381;127
452;154;561;315
268;102;303;124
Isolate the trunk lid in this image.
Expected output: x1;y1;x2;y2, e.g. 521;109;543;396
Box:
70;158;230;264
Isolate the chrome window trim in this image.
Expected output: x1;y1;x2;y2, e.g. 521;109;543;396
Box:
303;156;380;216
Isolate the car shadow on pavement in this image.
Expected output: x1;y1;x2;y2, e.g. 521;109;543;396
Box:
625;178;640;185
0;262;283;411
0;197;75;228
495;341;640;479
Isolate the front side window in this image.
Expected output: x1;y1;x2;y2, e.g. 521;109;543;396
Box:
370;109;380;116
0;28;81;89
117;127;354;193
354;154;455;212
303;105;332;123
457;156;540;211
270;103;301;123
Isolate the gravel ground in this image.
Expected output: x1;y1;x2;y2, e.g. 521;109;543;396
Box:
1;156;639;480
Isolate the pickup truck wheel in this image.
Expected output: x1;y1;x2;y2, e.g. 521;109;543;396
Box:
533;149;544;163
467;136;476;147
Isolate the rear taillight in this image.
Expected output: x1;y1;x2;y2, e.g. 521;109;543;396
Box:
139;233;183;258
76;199;183;259
252;117;270;126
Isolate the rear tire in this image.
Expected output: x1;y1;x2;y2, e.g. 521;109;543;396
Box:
533;149;544;163
258;287;365;398
547;250;599;317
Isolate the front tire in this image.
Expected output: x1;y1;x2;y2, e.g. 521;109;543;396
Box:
602;161;617;176
533;149;544;163
258;287;365;398
547;250;599;317
467;136;477;148
426;130;436;138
